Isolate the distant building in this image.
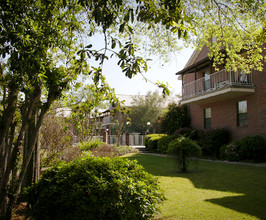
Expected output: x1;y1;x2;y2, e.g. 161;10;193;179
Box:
176;45;266;140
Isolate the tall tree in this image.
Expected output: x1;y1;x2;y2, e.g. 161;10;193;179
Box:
0;1;84;218
160;103;190;135
129;91;165;134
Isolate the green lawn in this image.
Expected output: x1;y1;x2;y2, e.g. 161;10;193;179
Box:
125;153;266;220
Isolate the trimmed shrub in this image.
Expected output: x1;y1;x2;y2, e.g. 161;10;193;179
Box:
23;157;165;220
157;135;176;154
167;136;202;172
198;128;231;158
238;135;266;162
144;134;157;147
221;135;266;162
144;134;166;151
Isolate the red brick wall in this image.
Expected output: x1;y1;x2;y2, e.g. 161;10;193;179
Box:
194;45;209;63
183;72;195;84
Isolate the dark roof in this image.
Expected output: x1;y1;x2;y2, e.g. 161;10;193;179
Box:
175;56;211;75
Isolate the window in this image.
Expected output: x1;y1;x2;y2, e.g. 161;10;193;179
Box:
237;101;247;126
204;108;211;129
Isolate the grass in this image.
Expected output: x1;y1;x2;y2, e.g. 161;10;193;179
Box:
125;153;266;220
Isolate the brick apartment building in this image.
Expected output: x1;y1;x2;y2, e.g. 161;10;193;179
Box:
176;45;266;140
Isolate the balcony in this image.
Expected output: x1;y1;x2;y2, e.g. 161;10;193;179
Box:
181;69;255;105
102;115;115;126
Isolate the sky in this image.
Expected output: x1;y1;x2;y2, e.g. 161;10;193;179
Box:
101;46;194;97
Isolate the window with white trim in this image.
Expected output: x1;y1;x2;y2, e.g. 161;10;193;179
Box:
237;100;247;126
204;108;211;129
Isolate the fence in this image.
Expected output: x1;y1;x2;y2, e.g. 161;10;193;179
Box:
93;134;145;146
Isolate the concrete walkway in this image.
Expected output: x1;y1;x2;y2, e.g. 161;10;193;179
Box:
132;146;266;168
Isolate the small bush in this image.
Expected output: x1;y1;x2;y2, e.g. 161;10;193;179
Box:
77;139;105;151
220;143;240;161
91;144;116;158
147;136;161;151
221;135;266;162
198;128;231;158
167;137;202;172
114;145;138;156
157;135;176;154
23;157;165;220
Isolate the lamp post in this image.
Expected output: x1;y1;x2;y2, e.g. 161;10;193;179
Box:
147;122;150;134
126;121;130;146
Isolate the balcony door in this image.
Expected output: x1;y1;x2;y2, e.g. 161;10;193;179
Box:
204;71;211;90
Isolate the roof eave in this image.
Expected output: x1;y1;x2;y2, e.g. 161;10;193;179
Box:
175;57;211;75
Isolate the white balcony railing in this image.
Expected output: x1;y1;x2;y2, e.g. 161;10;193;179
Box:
182;69;254;100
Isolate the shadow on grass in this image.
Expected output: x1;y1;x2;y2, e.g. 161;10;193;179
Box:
127;153;266;219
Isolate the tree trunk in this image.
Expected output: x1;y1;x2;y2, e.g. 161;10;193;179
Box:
0;85;51;219
22;111;40;189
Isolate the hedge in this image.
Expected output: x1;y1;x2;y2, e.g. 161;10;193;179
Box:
220;135;266;162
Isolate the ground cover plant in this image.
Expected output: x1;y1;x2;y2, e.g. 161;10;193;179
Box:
23;156;164;220
126;154;266;219
78;140;139;158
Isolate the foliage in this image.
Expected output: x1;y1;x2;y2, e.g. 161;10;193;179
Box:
129;91;165;134
198;128;231;159
77;139;105;151
167;136;202;172
160;104;190;135
220;143;240;162
23;156;165;220
175;127;199;141
157;135;176;154
40;103;76;168
144;134;157;147
185;0;265;73
145;134;166;151
78;140;138;157
63;78;114;142
220;135;266;162
114;145;139;156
